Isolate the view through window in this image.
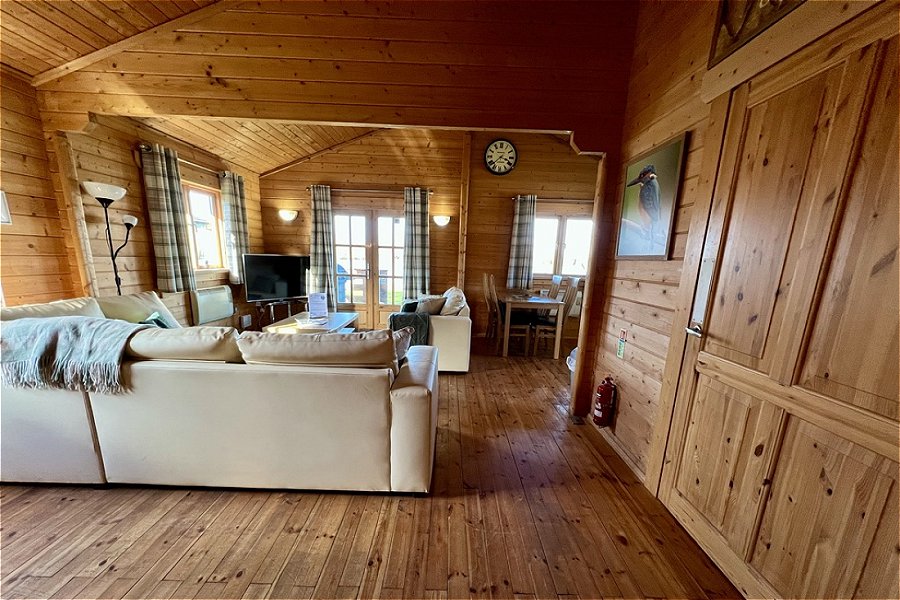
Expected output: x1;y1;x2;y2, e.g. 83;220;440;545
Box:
532;215;592;276
184;185;224;269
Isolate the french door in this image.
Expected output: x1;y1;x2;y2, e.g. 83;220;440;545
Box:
660;36;898;599
333;211;405;329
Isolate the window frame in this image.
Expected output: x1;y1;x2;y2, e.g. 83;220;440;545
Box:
182;182;227;271
531;208;593;277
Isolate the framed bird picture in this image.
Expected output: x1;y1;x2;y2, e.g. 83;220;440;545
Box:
615;133;687;260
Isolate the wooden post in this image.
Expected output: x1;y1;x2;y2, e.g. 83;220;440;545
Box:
52;131;99;297
570;155;609;419
456;132;471;289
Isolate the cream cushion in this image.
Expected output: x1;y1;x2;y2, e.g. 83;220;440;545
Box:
393;326;414;363
238;329;398;373
0;297;105;321
97;291;182;328
126;326;242;363
440;287;467;315
416;296;446;315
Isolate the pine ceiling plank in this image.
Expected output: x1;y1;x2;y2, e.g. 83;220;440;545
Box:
0;46;49;77
0;26;72;66
260;129;383;178
74;1;145;38
31;1;236;87
17;1;113;49
50;2;131;43
123;0;172;23
2;3;95;56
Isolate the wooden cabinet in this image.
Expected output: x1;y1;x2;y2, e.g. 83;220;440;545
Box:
660;28;899;600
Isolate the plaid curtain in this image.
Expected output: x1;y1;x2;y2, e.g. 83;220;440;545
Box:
139;144;196;293
219;172;249;284
506;194;537;289
403;187;430;298
310;184;336;309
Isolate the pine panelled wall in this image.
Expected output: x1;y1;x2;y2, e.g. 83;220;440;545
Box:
0;66;78;305
587;1;717;480
58;114;264;325
259;128;598;334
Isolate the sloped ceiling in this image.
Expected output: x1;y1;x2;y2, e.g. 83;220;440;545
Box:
135;116;375;174
30;0;637;153
0;0;217;76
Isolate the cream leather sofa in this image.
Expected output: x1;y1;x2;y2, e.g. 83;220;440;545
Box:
428;302;472;372
0;295;440;493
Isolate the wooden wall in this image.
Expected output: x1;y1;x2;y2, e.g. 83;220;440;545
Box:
0;66;78;305
33;1;635;153
587;1;718;479
260;128;464;295
259;128;598;331
58;114;264;326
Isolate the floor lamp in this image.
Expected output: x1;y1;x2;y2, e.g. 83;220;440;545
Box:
81;181;137;296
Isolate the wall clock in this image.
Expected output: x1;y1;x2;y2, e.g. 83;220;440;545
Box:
484;139;517;175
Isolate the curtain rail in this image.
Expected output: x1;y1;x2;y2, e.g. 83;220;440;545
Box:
305;186;433;195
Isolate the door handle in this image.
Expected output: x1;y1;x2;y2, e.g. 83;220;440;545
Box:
685;325;703;338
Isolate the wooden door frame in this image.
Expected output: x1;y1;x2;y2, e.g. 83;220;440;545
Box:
643;3;900;497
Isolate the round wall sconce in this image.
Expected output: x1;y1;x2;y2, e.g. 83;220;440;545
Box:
278;209;299;222
432;215;451;227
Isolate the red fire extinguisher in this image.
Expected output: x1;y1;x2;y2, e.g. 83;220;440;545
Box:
593;377;617;427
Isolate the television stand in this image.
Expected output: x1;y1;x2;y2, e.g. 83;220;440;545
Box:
254;297;307;327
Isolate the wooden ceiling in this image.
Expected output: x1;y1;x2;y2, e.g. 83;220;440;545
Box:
0;0;217;77
135;117;375;174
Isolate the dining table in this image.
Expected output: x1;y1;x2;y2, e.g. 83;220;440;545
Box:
497;290;565;359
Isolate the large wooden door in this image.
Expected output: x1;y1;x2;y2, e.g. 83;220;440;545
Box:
661;36;899;599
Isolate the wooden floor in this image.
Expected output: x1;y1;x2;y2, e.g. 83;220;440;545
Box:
0;355;739;600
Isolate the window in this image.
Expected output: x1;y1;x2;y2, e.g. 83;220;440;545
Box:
377;215;405;305
183;184;225;270
531;215;592;276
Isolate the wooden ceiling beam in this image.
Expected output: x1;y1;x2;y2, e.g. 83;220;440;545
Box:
31;0;238;87
260;129;384;178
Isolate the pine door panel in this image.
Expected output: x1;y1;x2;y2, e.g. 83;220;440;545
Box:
750;418;898;599
674;375;783;557
799;38;900;420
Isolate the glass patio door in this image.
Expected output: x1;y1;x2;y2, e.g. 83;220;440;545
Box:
333;211;405;329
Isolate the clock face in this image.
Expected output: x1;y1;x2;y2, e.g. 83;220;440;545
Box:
484;139;517;175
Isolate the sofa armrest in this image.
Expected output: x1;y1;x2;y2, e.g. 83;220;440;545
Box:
389;345;439;492
427;314;471;372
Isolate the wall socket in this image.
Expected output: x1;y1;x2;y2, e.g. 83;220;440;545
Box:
240;314;252;329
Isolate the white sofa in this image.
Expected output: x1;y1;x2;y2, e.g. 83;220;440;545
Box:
0;295;440;493
428;302;472;372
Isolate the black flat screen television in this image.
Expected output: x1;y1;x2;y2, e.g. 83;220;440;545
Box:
243;253;310;302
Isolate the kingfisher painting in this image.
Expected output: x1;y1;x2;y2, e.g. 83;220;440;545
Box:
616;135;687;259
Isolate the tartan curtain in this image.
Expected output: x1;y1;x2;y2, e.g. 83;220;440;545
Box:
506;194;537;289
310;184;337;309
139;143;196;293
403;187;430;298
219;172;249;285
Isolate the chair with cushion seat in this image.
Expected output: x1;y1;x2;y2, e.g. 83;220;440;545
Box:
537;274;564;319
487;273;532;354
532;276;580;356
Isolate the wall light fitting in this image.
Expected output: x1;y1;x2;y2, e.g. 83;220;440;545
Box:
432;215;451;227
278;209;299;222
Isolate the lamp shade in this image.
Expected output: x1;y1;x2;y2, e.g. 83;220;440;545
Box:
82;181;127;201
122;215;139;229
432;215;451;227
278;209;299;222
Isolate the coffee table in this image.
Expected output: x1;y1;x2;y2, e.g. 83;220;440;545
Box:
263;311;359;334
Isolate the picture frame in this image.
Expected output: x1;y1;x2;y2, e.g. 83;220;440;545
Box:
615;133;687;260
708;0;805;68
0;190;11;225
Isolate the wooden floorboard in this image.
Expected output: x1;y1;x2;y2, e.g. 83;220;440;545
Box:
0;355;740;599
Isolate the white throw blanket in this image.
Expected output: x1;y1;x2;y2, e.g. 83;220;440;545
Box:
0;316;149;394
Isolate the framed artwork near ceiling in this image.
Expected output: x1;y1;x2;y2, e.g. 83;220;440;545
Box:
0;190;11;225
709;0;806;68
615;133;687;260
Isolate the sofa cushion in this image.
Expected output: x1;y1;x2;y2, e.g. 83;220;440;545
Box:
0;297;105;321
97;291;182;328
416;296;446;315
393;326;414;363
126;326;242;363
237;329;398;373
440;287;467;315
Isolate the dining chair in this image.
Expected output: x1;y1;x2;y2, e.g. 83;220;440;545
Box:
482;272;499;341
537;274;564;318
488;273;532;354
532;276;580;356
